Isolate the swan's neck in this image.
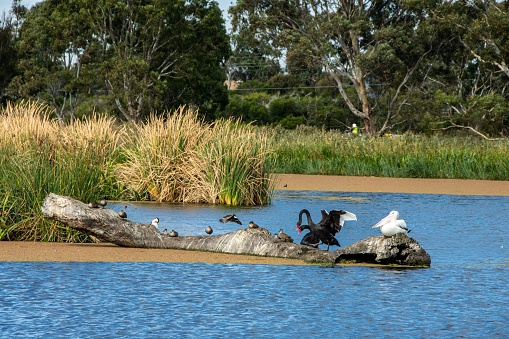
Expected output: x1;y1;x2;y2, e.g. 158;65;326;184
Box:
298;209;312;225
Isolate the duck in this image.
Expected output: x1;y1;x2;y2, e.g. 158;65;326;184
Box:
118;206;127;219
99;197;107;208
162;228;168;235
151;218;159;228
278;229;293;243
372;210;410;237
219;214;242;225
169;230;178;237
205;226;213;235
248;221;259;229
88;202;99;208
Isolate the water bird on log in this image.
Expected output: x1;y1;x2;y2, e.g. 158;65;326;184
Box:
220;214;242;225
169;230;178;237
248;221;259;229
278;229;293;243
162;228;168;235
118;206;127;219
88;202;99;209
296;209;343;251
296;209;356;237
40;193;432;266
298;226;320;248
99;197;107;208
151;218;159;228
372;210;410;237
205;226;213;235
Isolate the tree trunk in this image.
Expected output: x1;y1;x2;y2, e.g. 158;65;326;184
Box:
41;193;431;266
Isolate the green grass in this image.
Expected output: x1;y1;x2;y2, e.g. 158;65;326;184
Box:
268;126;509;180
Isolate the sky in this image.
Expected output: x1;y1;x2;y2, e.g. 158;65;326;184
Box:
0;0;236;28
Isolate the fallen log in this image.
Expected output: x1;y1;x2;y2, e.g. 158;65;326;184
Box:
333;234;431;266
41;193;431;266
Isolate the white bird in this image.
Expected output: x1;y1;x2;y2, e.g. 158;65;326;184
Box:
372;210;410;237
151;218;159;228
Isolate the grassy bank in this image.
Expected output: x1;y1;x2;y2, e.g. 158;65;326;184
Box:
269;125;509;180
1;102;508;242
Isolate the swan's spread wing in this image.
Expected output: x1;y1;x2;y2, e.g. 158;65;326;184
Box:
339;210;357;226
319;209;329;224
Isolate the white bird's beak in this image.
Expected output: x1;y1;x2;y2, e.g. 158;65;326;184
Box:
372;213;395;228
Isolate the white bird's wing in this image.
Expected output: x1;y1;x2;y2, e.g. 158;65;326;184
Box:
396;219;408;231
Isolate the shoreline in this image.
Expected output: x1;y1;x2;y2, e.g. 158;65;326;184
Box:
2;174;508;264
273;174;509;196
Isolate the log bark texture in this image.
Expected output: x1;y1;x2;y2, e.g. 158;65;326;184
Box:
41;193;431;266
333;234;431;266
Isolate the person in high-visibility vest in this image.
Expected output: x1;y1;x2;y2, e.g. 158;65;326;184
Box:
351;123;359;136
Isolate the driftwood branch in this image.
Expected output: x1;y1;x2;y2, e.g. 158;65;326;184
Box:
41;193;431;266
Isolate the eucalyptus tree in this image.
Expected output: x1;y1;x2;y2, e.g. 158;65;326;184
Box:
230;0;440;136
417;0;509;137
83;0;230;121
7;0;95;122
8;0;229;122
460;1;509;136
459;0;509;80
226;31;282;85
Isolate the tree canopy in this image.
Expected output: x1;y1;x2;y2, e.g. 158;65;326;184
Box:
4;0;230;121
228;0;509;137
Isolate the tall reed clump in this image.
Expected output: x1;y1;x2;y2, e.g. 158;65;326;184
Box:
116;107;276;205
198;119;276;205
116;106;210;202
0;101;124;242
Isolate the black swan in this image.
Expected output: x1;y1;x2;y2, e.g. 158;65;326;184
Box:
298;225;320;248
321;209;357;236
296;209;342;251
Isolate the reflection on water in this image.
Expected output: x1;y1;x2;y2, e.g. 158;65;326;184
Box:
1;191;508;337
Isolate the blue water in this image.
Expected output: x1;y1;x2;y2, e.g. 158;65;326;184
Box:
1;190;509;337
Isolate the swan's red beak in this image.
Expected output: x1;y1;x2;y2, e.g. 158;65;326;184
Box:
296;224;302;234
